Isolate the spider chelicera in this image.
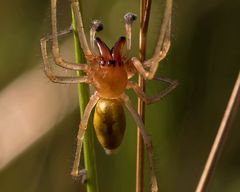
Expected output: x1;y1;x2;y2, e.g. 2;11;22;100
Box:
40;0;177;191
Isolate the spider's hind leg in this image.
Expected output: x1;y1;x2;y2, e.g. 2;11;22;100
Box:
121;94;158;192
71;94;99;178
127;76;178;105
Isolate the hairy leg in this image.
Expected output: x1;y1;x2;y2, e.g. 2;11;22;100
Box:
124;12;137;51
71;0;92;57
71;93;99;177
121;94;158;192
90;20;103;55
49;0;90;71
40;37;89;84
127;76;178;104
131;0;172;79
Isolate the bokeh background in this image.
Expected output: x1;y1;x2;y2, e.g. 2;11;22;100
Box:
0;0;239;192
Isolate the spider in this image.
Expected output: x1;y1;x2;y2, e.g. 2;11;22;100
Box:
40;0;177;191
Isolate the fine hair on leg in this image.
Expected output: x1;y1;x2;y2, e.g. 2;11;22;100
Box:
71;93;99;177
121;94;158;192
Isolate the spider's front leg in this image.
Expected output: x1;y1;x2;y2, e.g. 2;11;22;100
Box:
71;93;99;178
71;0;92;57
121;94;158;192
124;12;137;51
131;0;172;80
50;0;92;71
40;0;94;84
40;37;89;84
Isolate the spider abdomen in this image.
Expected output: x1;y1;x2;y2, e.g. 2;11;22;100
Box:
93;98;126;154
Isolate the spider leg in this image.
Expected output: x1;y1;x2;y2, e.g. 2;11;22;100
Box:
71;93;99;177
121;94;158;192
127;76;178;105
90;20;103;55
41;37;89;84
131;0;172;79
45;26;73;40
41;29;88;72
71;0;92;57
124;12;137;51
50;0;91;71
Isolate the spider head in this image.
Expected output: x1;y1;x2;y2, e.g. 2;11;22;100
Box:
95;36;126;67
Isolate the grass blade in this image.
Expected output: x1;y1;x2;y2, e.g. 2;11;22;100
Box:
71;5;99;192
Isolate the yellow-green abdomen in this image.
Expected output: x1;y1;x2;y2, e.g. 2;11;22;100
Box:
93;98;126;154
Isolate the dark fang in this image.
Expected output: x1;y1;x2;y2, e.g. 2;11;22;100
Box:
91;20;103;32
124;12;137;24
111;36;126;61
95;37;112;61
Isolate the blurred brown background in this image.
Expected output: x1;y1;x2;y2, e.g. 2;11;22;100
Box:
0;0;239;192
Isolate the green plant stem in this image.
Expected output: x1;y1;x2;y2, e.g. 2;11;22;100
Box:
71;8;99;192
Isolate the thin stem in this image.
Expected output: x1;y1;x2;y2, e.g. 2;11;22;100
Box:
71;5;99;192
136;0;152;192
195;72;240;192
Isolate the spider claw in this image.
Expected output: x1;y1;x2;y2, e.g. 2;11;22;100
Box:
151;177;158;192
124;12;137;24
71;169;88;184
79;169;88;184
69;24;73;32
91;20;104;32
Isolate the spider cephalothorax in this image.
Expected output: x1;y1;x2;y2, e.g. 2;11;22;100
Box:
92;36;128;98
40;0;177;191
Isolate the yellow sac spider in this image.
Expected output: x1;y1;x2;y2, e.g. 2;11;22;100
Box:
40;0;177;191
